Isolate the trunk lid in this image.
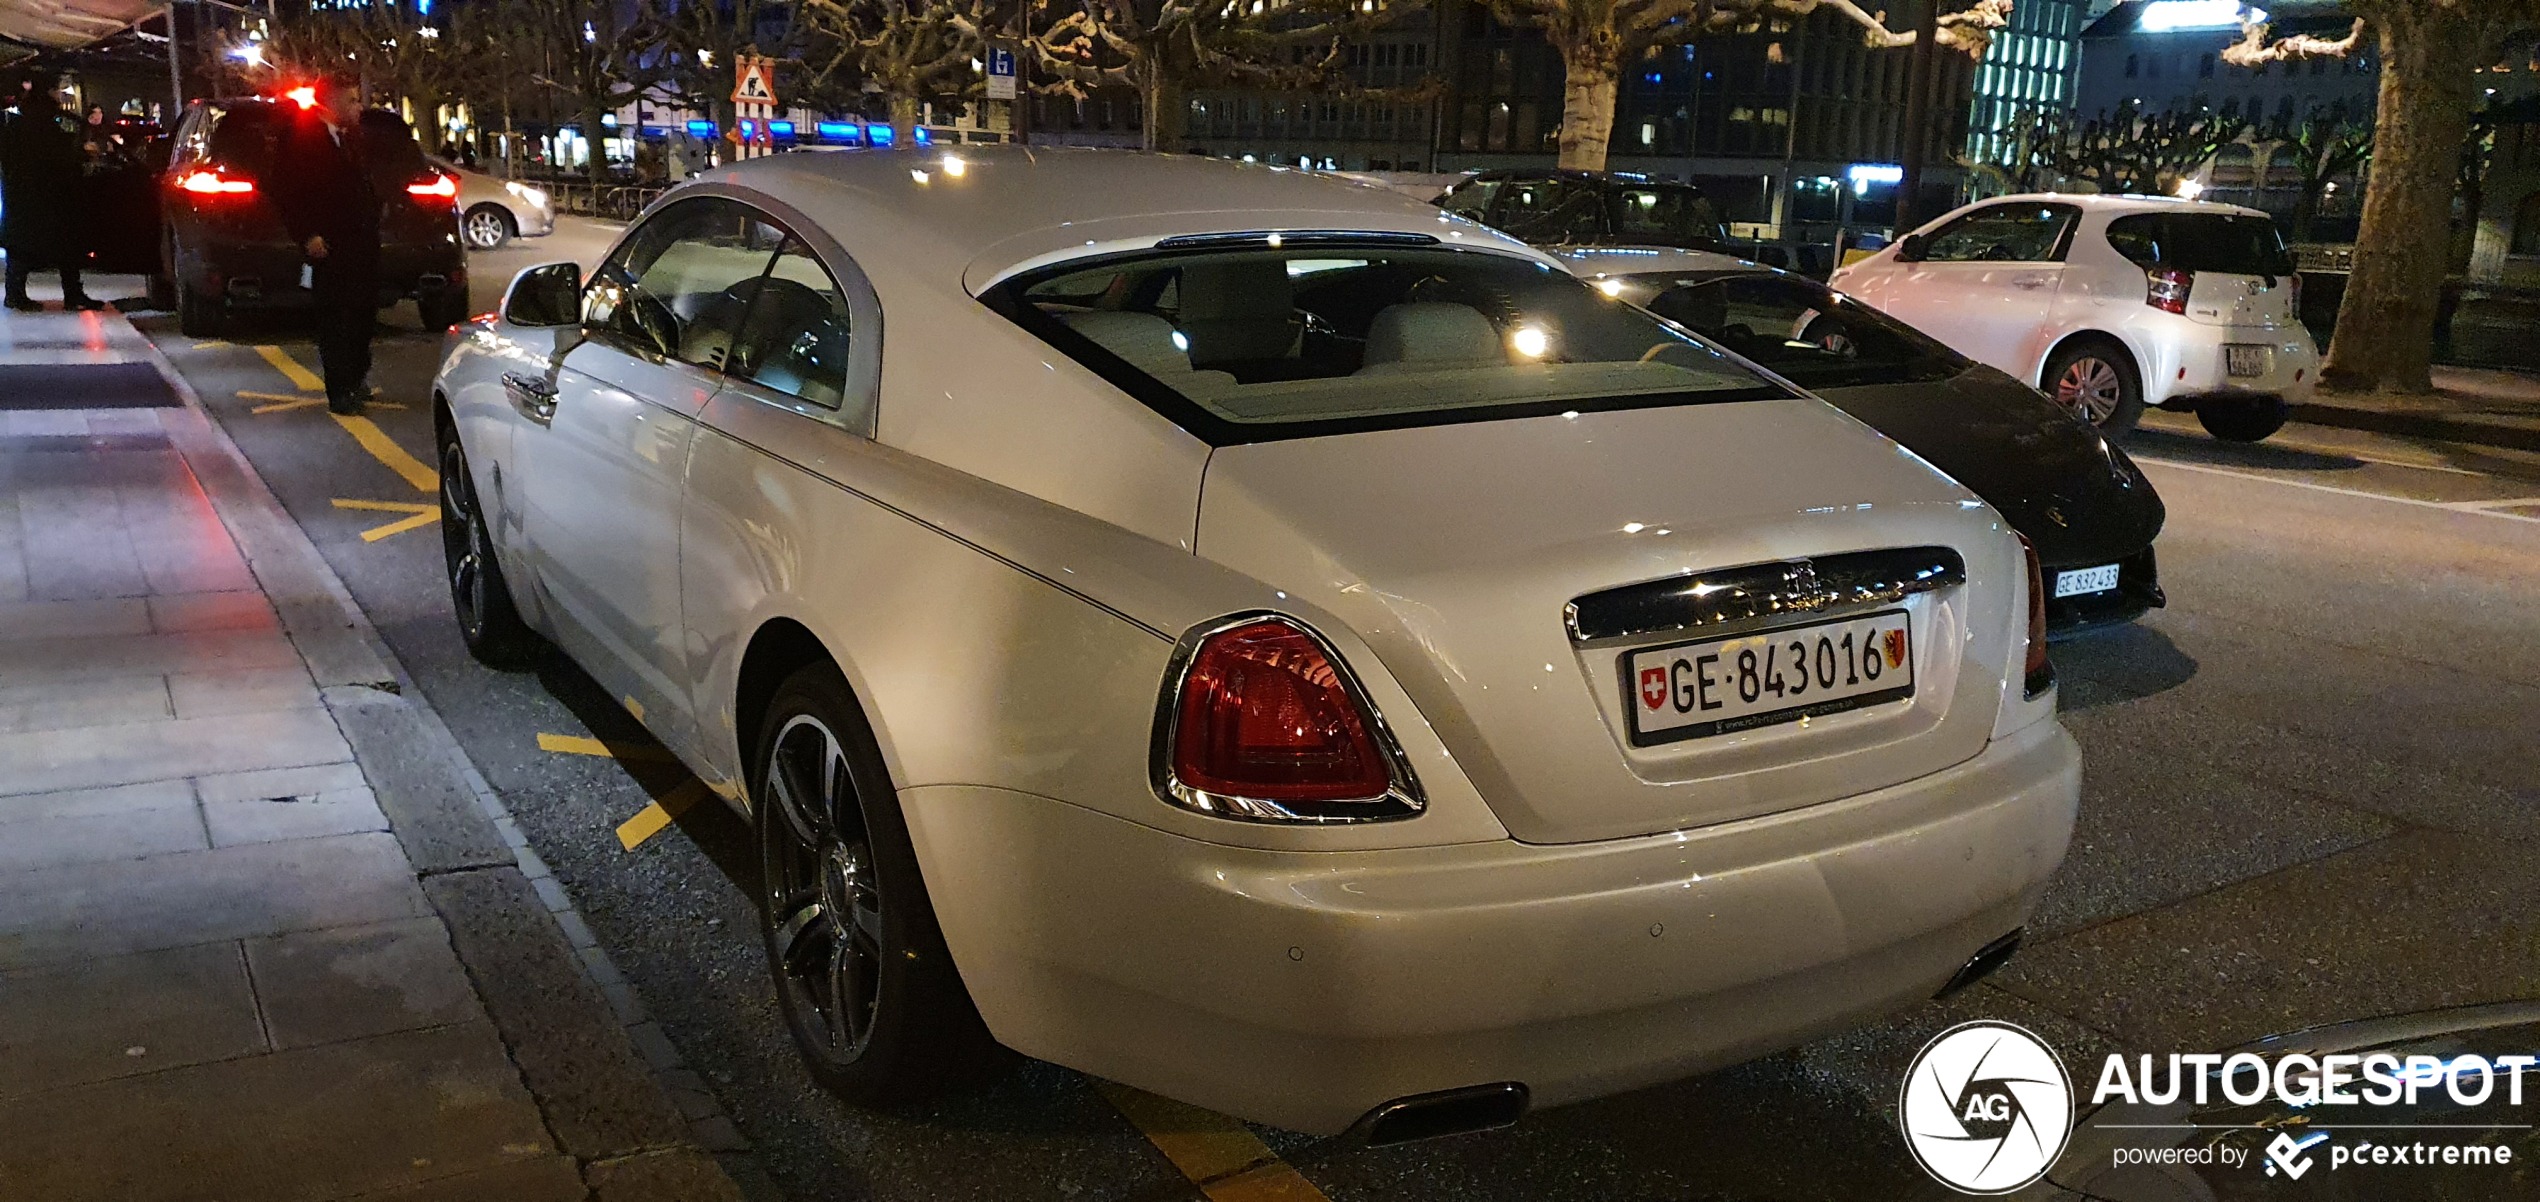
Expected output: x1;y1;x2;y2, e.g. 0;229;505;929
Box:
2107;209;2300;329
1196;398;2027;845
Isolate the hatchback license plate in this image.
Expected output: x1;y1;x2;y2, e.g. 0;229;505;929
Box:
1625;610;1913;745
2054;563;2121;598
2225;344;2271;378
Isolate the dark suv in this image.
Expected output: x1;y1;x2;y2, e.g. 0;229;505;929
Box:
160;98;467;335
1436;169;1726;252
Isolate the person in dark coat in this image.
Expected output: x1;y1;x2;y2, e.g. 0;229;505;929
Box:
2;90;103;311
269;75;383;414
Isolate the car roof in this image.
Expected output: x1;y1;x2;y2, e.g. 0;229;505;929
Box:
1976;191;2274;221
1467;167;1695;189
1543;245;1766;277
698;146;1548;297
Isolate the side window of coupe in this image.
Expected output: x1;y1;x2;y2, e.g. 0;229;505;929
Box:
727;237;854;412
582;198;783;370
1918;204;2079;264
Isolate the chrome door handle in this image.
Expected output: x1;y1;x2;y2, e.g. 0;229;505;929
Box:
502;372;558;425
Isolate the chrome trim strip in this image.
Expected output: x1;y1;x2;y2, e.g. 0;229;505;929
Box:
1566;547;1966;644
1148;612;1426;824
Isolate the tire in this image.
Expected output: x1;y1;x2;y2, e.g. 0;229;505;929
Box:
174;273;224;338
418;288;470;332
2041;340;2145;436
461;204;515;251
2197;396;2289;443
753;663;1005;1106
436;427;540;666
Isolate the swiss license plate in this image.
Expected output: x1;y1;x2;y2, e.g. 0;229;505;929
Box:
1625;610;1914;745
2054;563;2121;598
2225;344;2271;378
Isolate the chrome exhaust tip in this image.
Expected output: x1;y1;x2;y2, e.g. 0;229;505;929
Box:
1936;928;2024;999
1350;1082;1529;1146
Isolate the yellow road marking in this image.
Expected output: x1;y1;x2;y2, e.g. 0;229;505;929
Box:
194;338;231;350
253;344;327;391
1095;1081;1332;1202
331;412;439;493
329;498;438;542
623;696;646;722
615;778;710;850
538;732;682;763
243;389;403;414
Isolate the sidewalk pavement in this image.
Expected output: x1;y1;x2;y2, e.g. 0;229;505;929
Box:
0;287;749;1201
2293;364;2540;453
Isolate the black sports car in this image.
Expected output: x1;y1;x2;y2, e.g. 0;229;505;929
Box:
1558;246;2165;635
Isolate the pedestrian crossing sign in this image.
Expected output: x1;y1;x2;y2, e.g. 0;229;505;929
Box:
732;57;777;106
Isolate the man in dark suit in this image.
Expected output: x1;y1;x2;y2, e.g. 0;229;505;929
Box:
270;75;382;414
2;89;104;311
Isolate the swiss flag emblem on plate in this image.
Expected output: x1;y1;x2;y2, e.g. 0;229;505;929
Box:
1639;666;1668;710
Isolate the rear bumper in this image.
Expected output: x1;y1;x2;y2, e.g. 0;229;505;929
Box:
2140;323;2319;408
183;238;465;308
901;716;2081;1134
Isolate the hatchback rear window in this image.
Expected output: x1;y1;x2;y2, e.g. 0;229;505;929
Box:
2104;213;2294;277
201;104;424;176
990;242;1789;444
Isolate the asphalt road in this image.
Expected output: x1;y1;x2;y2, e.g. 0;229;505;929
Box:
108;222;2540;1201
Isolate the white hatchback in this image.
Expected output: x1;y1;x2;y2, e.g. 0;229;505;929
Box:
1831;194;2318;442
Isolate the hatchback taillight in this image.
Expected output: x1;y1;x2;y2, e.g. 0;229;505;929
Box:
1161;617;1415;820
2287;272;2303;318
2146;267;2193;315
176;167;255;196
2019;536;2053;698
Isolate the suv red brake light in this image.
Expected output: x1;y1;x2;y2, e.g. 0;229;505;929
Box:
176;168;254;196
1162;617;1415;819
2145;267;2193;316
406;173;458;201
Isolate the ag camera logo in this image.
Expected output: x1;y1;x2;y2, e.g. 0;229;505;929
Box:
1901;1021;2075;1194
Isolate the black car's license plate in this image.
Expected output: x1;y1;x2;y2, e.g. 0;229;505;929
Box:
1625;610;1915;746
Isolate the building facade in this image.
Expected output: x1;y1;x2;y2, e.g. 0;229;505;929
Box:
1964;0;2086;168
1169;0;1974;243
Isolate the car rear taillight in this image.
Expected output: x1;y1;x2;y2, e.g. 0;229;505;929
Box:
176;168;254;196
2287;272;2303;317
2019;536;2053;699
2146;267;2193;315
407;173;458;202
1161;616;1416;820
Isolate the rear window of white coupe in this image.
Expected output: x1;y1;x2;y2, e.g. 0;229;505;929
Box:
989;240;1789;444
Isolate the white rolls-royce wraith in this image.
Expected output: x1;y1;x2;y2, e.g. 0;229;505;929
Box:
430;147;2079;1139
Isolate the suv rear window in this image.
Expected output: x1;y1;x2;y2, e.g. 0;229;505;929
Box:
201;103;425;176
992;242;1789;444
2105;213;2294;277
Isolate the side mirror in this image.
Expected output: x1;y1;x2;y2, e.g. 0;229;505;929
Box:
503;261;582;328
1895;233;1931;263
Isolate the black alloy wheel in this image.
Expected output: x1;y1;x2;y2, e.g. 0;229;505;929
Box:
753;663;1005;1104
436;430;537;665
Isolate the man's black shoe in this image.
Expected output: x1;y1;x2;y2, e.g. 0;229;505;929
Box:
63;297;106;312
3;296;40;312
327;391;365;415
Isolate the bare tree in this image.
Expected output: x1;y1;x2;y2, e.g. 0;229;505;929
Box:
1025;0;1409;152
2225;1;2540;392
660;0;800;141
1959;105;2064;197
1477;0;2010;172
803;0;993;141
2041;100;2245;197
2264;106;2373;242
526;0;667;187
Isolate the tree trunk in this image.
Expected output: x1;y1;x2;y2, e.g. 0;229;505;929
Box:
2322;12;2476;394
1140;69;1183;152
890;93;921;146
582;94;610;188
1555;38;1619;171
